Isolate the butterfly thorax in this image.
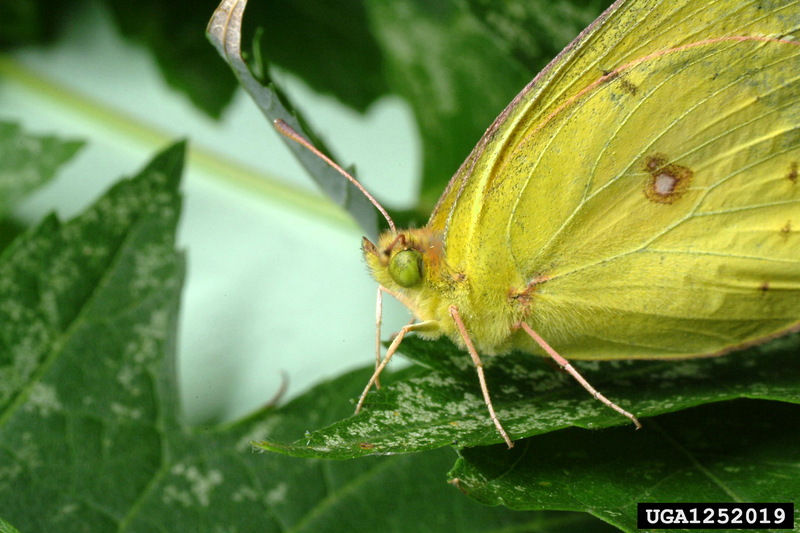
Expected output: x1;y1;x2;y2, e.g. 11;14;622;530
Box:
363;227;527;355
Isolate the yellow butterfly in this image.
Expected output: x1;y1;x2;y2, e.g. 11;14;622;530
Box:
278;0;800;447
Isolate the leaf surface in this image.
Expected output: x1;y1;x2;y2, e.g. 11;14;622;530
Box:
0;121;83;218
450;400;800;533
207;0;379;236
257;334;800;458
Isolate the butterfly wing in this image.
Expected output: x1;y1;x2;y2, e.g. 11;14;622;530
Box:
429;0;798;234
429;0;800;358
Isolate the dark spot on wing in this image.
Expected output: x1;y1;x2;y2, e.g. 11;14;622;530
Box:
600;70;637;98
787;162;798;184
643;154;694;204
645;154;667;171
781;221;792;238
620;78;638;95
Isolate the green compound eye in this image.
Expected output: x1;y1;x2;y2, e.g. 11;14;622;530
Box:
388;249;423;288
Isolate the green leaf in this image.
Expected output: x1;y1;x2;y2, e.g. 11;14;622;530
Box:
465;0;614;67
0;517;20;533
103;0;238;118
207;0;379;237
0;141;186;530
124;367;623;533
0;140;619;532
0;121;84;218
209;370;620;533
0;0;79;47
364;0;612;210
246;0;388;113
256;333;800;458
450;400;800;533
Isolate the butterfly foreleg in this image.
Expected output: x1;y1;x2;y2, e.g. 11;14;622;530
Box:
373;286;420;389
355;317;437;415
517;322;642;429
449;305;515;449
374;287;384;389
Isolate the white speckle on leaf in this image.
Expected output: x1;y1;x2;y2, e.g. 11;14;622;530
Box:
80;243;109;259
168;463;223;507
577;361;601;372
54;503;79;522
0;462;23;488
0;318;50;403
162;484;193;507
231;486;259;503
39;289;60;326
265;482;287;505
0;298;24;321
15;432;42;470
116;364;141;396
745;383;770;396
124;309;169;369
24;382;62;416
531;372;569;392
321;433;348;449
659;362;709;380
498;383;521;395
110;402;142;420
132;242;171;295
442;398;472;417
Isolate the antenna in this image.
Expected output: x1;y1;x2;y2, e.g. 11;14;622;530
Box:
273;119;397;234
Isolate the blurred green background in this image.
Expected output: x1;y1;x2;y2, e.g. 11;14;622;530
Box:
0;0;421;424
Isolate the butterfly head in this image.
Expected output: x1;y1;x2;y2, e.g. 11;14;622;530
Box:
362;228;444;293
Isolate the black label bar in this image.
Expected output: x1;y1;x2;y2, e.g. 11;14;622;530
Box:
637;502;794;529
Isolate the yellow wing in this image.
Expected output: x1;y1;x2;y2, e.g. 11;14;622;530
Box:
429;0;800;359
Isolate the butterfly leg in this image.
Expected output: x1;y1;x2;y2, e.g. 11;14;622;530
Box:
449;305;514;449
374;287;384;389
518;322;642;429
374;286;419;389
355;319;436;414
